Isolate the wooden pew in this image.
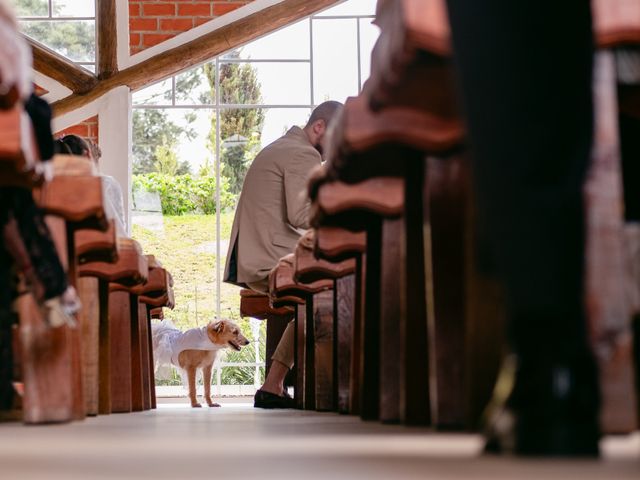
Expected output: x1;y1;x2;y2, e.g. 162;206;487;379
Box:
76;222;119;265
147;305;167;408
588;0;640;48
309;171;405;421
364;1;495;429
314;227;366;263
585;9;640;433
138;258;175;410
314;105;432;422
316;88;503;428
319;1;502;427
18;155;108;424
367;0;639;432
295;230;356;284
0;104;42;189
239;288;294;388
240;289;293;319
294;229;357;413
269;254;332;411
75;222;119;416
261;273;307;410
313;227;366;414
370;0;640;65
79;238;148;414
368;0;455;114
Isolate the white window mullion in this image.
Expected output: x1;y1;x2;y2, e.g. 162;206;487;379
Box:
215;57;222;322
356;17;362;93
309;18;315;106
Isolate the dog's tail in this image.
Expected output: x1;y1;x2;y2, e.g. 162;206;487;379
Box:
151;319;180;380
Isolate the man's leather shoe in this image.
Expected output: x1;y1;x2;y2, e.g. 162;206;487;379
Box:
254;389;294;409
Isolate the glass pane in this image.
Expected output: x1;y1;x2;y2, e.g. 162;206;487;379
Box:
19;20;96;63
14;0;49;17
314;0;377;17
218;106;310;310
359;18;380;87
52;0;95;17
79;63;96;73
133;108;215;176
132;108;218;330
219;62;311;106
132;78;173;106
175;64;215;106
312;19;359;104
215;106;262;330
131;106;267;393
224;20;310;60
259;107;313;147
219;366;256;385
217;107;265;195
217;107;305;387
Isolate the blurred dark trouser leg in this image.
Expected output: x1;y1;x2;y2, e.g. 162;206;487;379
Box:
0;297;14;411
7;188;67;300
446;0;599;455
0;193;16;411
620;99;640;429
620;113;640;223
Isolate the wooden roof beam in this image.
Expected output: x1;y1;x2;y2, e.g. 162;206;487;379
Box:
52;0;341;116
29;39;98;94
98;0;118;79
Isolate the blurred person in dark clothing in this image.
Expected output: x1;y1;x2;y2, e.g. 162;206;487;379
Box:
446;0;600;456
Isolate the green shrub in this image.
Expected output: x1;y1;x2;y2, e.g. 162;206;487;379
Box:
132;173;236;216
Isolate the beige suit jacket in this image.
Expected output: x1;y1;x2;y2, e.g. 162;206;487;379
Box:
223;126;320;287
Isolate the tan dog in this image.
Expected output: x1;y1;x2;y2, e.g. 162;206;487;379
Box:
152;319;250;408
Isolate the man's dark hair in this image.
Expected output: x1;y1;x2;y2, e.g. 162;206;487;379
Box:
305;101;343;128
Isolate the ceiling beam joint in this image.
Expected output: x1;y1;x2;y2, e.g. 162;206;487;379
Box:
51;0;341;116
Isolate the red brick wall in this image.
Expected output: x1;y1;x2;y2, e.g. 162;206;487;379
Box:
129;1;255;54
55;116;100;146
34;84;49;96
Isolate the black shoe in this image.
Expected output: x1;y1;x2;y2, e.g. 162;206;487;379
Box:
254;389;294;409
484;354;601;457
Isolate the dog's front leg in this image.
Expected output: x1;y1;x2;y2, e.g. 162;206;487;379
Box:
203;364;221;407
186;366;201;408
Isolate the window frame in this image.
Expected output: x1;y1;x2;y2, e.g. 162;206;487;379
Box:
16;0;98;72
131;6;377;392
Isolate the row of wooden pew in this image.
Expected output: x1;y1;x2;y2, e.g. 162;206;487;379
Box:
1;101;175;424
242;0;640;433
237;0;501;428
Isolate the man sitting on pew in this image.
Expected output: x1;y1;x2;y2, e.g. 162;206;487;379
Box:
224;101;343;409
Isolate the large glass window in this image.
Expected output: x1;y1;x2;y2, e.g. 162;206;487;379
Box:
15;0;97;72
131;0;378;395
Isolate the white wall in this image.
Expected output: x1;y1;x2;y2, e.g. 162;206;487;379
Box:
52;87;133;236
98;87;133;235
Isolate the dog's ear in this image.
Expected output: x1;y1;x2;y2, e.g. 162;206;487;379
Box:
212;321;224;334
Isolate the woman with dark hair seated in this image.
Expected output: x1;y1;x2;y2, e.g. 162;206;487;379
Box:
54;135;127;236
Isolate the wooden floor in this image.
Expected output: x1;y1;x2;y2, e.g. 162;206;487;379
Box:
1;399;638;479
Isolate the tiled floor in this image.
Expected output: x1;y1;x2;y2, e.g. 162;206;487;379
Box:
0;399;638;479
